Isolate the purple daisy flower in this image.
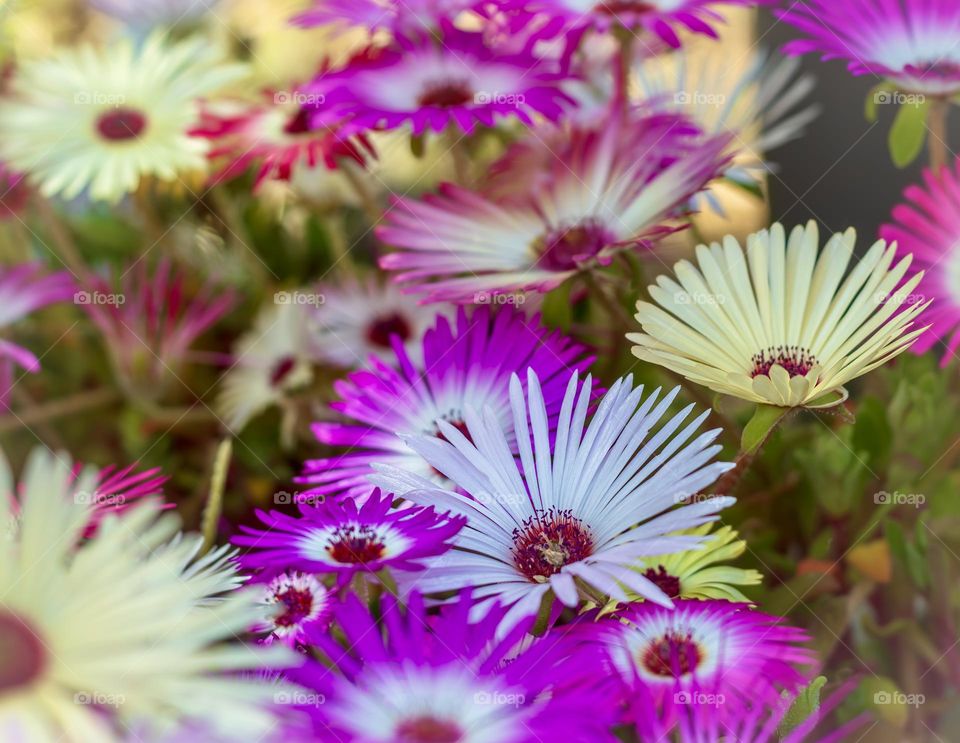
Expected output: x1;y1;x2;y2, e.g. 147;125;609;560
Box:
778;0;960;96
291;591;617;742
252;571;334;647
506;0;757;48
372;369;735;629
377;111;730;302
880;158;960;365
232;489;464;584
299;305;593;501
302;22;575;137
582;600;814;723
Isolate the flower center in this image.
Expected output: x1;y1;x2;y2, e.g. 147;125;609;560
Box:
395;715;463;743
512;508;594;580
273;587;315;627
911;60;960;78
96;107;148;141
269;355;297;387
595;0;656;16
283;106;313;136
435;418;471;445
417;79;474;108
0;611;46;693
366;312;413;349
750;346;818;379
326;524;387;564
536;220;614;272
642;565;681;599
642;631;702;678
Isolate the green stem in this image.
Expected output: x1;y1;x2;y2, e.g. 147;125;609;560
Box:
928;97;949;171
201;438;232;554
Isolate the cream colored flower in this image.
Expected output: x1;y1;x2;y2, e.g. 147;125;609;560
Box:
628;221;930;407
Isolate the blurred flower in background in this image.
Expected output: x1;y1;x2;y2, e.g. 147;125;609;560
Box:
89;0;220;28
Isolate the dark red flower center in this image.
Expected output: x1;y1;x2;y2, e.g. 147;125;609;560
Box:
642;565;681;599
435;418;471;445
96;107;148;141
595;0;655;16
537;220;615;272
750;346;818;379
283;106;314;136
366;312;412;349
417;79;474;108
269;355;297;387
395;716;463;743
512;508;594;580
0;611;46;692
642;631;702;678
326;524;387;564
273;587;314;627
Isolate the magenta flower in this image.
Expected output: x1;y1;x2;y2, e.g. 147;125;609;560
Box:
81;259;235;401
880;159;960;365
378;112;730;302
232;489;465;584
778;0;960;95
298;305;594;501
291;591;618;742
252;571;334;647
302;22;575;137
294;0;476;34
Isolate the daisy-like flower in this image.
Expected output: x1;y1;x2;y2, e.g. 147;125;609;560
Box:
193;94;371;190
308;274;452;368
0;262;74;406
302;23;574;137
880;158;960;366
508;0;755;48
81;259;235;402
593;600;813;717
299;305;592;501
294;591;616;743
294;0;477;34
372;369;735;628
634;48;819;211
378;112;730;302
629;221;931;408
253;571;334;646
0;448;295;742
0;33;245;203
778;0;960;96
90;0;220;26
233;489;465;584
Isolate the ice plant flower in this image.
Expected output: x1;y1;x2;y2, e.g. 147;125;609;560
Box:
90;0;220;26
302;23;574;137
233;489;464;584
635;48;819;211
253;571;334;646
299;305;592;501
0;33;245;203
378;113;730;301
293;591;616;742
294;0;477;33
880;158;960;366
0;448;296;742
591;600;814;718
193;94;371;189
308;274;452;368
373;369;735;628
508;0;756;48
778;0;960;96
81;259;235;402
629;221;930;408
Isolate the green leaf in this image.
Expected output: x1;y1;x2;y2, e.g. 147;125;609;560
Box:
778;676;827;738
865;83;895;122
888;99;930;168
852;396;892;469
861;676;909;729
740;404;789;456
541;281;573;331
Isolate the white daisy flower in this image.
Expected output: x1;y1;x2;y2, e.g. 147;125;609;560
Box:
372;369;735;629
0;33;245;203
90;0;219;27
629;221;930;408
0;448;294;742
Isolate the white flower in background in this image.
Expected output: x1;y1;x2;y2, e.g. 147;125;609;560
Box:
0;33;245;203
0;448;295;742
89;0;220;26
629;221;930;408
